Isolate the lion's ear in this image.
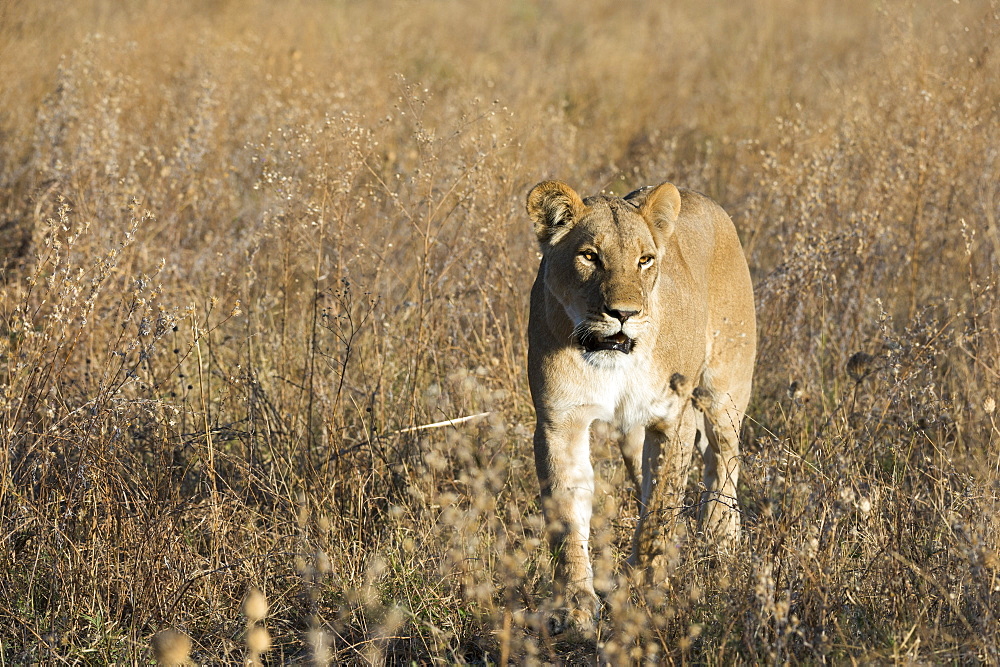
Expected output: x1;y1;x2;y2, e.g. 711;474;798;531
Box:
639;182;681;236
526;180;585;245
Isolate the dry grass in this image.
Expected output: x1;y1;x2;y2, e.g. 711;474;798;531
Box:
1;0;998;663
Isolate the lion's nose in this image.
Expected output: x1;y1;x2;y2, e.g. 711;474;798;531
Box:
605;307;640;323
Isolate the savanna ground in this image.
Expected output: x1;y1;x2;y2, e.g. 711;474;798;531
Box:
1;0;999;663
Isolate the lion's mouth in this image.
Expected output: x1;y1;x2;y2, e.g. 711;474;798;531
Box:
579;331;635;354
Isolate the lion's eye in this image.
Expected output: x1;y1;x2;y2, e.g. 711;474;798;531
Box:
580;250;598;264
639;255;655;268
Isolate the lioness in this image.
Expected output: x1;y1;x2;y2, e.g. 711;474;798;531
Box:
526;180;756;634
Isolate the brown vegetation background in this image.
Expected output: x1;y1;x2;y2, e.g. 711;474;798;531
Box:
1;0;998;662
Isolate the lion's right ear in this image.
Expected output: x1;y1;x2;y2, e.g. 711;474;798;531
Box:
526;180;585;245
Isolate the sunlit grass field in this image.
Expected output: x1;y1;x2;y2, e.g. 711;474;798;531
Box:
1;0;998;662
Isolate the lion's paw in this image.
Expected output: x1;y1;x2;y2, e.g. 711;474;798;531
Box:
544;605;597;639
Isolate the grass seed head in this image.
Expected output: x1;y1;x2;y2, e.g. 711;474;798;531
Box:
151;629;191;666
246;626;272;654
243;589;268;623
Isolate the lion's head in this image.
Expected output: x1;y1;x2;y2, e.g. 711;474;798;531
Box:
526;180;682;357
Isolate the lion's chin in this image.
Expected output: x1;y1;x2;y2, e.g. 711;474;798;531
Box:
579;331;635;354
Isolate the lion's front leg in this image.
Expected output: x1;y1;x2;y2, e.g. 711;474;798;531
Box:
533;416;598;635
629;413;697;582
628;374;697;581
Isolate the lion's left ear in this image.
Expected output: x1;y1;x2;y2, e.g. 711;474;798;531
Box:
639;182;681;236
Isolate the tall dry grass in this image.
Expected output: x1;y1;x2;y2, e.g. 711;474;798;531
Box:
1;0;998;662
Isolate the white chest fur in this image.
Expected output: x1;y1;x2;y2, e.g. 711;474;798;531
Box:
557;348;686;433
